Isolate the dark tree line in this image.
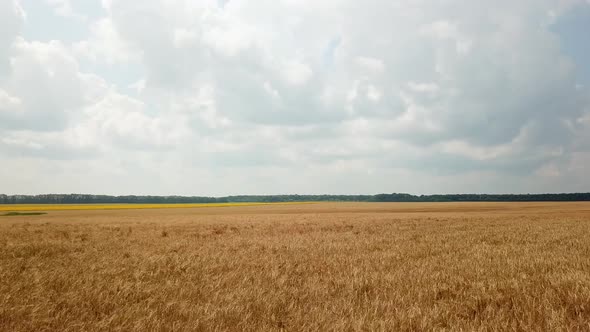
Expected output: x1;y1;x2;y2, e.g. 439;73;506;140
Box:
372;193;590;202
0;193;589;204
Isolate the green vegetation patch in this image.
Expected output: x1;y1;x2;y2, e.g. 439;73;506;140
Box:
1;211;47;217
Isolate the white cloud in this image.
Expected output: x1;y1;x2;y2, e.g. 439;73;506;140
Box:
1;39;104;131
73;18;140;64
0;89;21;112
281;60;313;86
0;0;589;194
0;0;24;75
356;56;385;74
81;92;189;149
407;82;439;94
46;0;86;21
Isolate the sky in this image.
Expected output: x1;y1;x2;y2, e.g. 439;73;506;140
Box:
0;0;589;196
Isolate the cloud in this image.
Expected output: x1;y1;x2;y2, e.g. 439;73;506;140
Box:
0;0;589;194
0;0;24;75
73;18;140;65
1;39;104;131
45;0;85;20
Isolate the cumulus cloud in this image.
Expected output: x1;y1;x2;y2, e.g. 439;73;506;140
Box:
1;39;105;131
0;0;589;194
0;0;24;75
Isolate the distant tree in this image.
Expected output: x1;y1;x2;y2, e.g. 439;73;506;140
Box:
0;193;589;204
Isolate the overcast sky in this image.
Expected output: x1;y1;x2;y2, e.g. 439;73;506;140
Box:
0;0;589;196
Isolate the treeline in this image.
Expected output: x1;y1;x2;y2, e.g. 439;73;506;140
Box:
373;193;590;202
0;193;589;204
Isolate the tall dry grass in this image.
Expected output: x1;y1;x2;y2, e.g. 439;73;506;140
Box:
1;202;590;331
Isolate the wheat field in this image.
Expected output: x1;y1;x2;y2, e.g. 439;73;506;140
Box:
1;202;590;331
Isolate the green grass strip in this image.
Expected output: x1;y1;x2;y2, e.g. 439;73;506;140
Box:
1;211;47;217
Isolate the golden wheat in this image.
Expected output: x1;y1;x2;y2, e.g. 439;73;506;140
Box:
1;202;590;331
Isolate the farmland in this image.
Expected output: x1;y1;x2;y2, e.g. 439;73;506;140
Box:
2;202;590;331
0;202;312;212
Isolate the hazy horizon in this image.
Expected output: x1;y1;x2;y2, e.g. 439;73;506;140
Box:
2;191;589;197
1;0;589;195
